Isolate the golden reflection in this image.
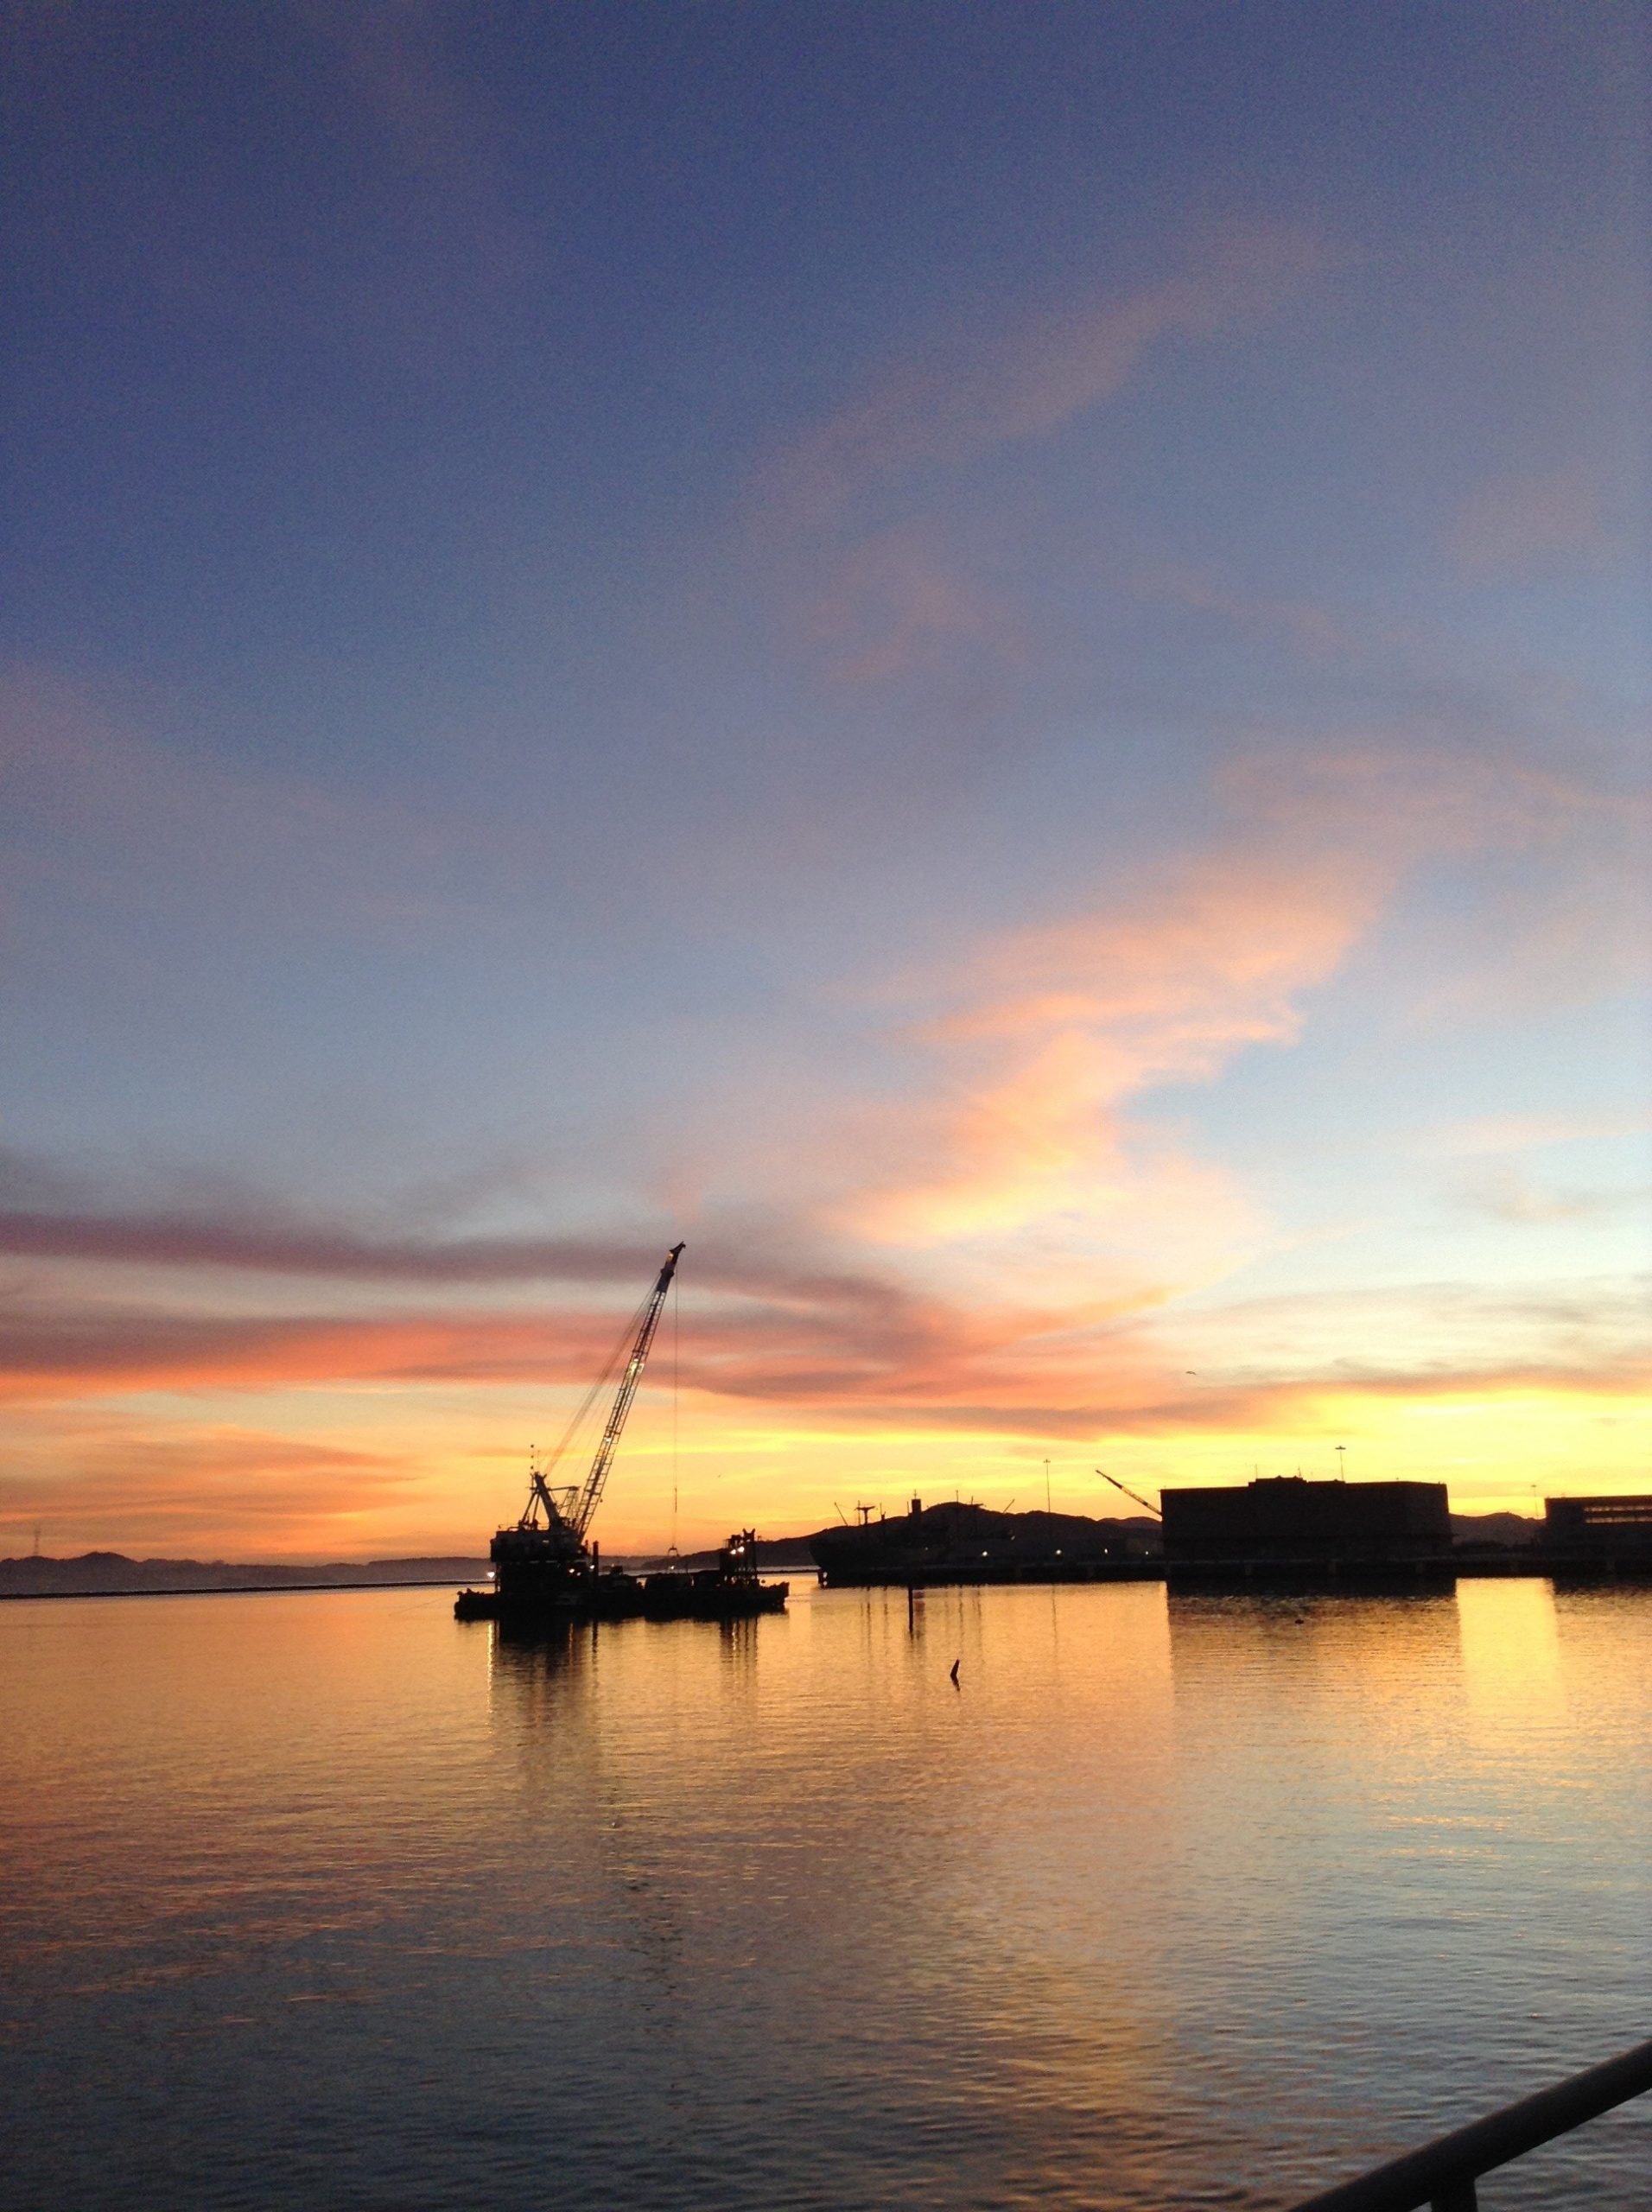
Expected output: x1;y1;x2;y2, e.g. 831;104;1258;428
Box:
1455;1577;1566;1732
9;1580;1651;2208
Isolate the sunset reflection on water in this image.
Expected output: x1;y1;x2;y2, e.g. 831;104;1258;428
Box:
2;1579;1648;2209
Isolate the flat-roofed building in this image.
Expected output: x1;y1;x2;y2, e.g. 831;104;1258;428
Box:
1161;1476;1452;1580
1544;1495;1652;1557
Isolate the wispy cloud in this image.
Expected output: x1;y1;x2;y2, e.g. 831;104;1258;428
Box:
0;1198;668;1287
1455;1164;1652;1225
751;222;1328;693
760;222;1328;532
5;730;1642;1534
800;524;1025;688
0;1269;1642;1443
831;744;1639;1278
0;668;467;934
1433;1106;1652;1158
0;1156;916;1322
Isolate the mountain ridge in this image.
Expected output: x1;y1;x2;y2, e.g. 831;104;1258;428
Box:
0;1554;489;1599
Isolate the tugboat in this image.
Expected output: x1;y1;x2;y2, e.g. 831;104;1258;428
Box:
454;1243;786;1626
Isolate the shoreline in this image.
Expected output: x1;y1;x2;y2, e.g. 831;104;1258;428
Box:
9;1555;1650;1602
0;1576;477;1604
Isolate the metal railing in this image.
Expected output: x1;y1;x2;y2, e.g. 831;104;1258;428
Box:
1287;2035;1652;2210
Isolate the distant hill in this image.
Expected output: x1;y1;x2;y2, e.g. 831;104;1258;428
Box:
3;1509;1544;1599
642;1510;1545;1573
0;1554;488;1599
639;1510;1166;1574
1451;1512;1541;1548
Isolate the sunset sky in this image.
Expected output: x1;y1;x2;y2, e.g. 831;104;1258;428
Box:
3;3;1648;1559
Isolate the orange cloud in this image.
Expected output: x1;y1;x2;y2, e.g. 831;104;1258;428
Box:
5;730;1642;1551
0;1416;424;1558
2;1238;1644;1555
834;745;1644;1276
9;741;1623;1431
2;1262;1642;1438
0;1299;665;1404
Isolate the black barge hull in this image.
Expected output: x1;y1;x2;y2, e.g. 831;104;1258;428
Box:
455;1573;787;1624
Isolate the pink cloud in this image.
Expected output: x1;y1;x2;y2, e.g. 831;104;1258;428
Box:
0;1275;1641;1447
1134;563;1376;662
4;734;1640;1491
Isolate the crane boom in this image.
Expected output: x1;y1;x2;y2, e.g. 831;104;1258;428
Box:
1096;1465;1162;1520
569;1243;683;1540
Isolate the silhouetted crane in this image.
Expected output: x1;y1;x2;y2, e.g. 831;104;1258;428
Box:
517;1242;684;1554
1096;1466;1162;1520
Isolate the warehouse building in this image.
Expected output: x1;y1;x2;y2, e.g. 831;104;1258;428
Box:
1544;1495;1652;1560
1160;1475;1452;1585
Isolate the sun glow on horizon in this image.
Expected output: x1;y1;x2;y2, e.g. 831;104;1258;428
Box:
1;9;1644;1565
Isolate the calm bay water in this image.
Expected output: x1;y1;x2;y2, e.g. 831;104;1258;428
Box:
2;1578;1649;2209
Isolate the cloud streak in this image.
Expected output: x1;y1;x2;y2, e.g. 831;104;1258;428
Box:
752;222;1328;695
1;1263;1642;1438
0;1204;673;1287
762;223;1328;531
5;737;1642;1541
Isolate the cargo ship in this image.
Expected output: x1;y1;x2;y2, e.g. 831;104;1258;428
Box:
454;1243;786;1626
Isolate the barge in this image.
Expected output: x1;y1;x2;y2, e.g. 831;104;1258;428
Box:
454;1242;786;1628
456;1527;786;1623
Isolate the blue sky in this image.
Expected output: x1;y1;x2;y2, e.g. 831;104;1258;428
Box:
2;2;1647;1554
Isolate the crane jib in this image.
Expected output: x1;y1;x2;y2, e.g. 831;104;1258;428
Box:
569;1242;684;1541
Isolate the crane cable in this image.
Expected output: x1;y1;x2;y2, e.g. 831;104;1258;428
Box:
539;1285;656;1480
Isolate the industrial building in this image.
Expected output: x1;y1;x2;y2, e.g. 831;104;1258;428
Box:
1544;1495;1652;1561
1160;1476;1453;1586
